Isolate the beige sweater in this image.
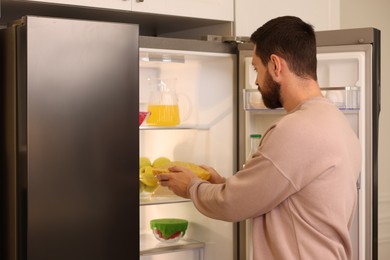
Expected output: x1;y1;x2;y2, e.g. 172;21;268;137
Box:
189;97;361;260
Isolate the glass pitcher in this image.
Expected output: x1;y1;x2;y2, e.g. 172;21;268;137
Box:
146;78;188;126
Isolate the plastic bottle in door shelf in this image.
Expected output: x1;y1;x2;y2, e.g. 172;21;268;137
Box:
248;134;262;159
243;134;262;168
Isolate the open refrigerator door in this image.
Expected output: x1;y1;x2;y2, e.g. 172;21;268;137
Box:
138;36;238;260
237;28;380;260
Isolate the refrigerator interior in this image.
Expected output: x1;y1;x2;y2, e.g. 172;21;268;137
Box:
241;46;372;260
139;47;236;260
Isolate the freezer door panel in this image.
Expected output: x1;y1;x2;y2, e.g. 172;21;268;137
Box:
238;29;379;260
317;45;375;260
20;17;139;260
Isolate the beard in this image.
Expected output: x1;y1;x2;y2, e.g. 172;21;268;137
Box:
259;70;283;109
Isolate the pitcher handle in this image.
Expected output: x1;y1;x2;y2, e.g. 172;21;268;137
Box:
177;93;192;123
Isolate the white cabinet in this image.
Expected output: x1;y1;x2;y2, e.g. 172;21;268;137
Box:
132;0;233;21
235;0;340;37
16;0;234;21
21;0;132;10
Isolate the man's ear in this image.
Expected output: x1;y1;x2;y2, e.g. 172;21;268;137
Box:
268;54;283;81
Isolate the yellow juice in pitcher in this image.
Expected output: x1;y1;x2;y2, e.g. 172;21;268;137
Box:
146;105;180;126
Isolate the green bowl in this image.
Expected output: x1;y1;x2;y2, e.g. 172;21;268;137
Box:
150;218;188;242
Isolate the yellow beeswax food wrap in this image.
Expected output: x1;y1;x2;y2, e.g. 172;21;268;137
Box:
140;156;152;169
139;165;159;193
152;156;171;167
152;161;210;180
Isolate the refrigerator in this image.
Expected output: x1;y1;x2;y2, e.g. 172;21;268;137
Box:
138;28;380;260
1;15;380;260
1;16;140;260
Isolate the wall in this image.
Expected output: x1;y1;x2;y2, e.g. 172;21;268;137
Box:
340;0;390;259
234;0;340;37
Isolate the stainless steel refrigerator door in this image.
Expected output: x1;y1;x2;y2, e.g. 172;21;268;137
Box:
16;16;139;260
316;27;380;260
317;44;374;260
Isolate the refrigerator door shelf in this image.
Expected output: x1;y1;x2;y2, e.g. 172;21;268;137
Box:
243;89;265;109
242;89;285;113
243;87;360;112
321;86;360;110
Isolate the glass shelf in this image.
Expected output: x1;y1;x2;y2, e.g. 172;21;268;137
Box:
140;233;205;256
140;124;210;130
140;186;191;206
245;108;286;114
140;195;191;206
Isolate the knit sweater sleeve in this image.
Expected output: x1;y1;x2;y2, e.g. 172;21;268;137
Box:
189;98;361;223
188;126;297;222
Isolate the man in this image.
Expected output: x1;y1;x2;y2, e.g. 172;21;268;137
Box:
156;16;361;260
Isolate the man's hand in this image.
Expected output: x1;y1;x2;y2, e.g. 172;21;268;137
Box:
156;165;198;198
200;165;226;184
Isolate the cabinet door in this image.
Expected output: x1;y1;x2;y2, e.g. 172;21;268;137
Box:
22;0;132;11
235;0;340;36
132;0;233;21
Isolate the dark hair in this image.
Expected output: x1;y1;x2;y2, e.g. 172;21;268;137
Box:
250;16;317;81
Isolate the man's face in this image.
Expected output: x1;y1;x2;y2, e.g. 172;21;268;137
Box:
251;50;282;109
